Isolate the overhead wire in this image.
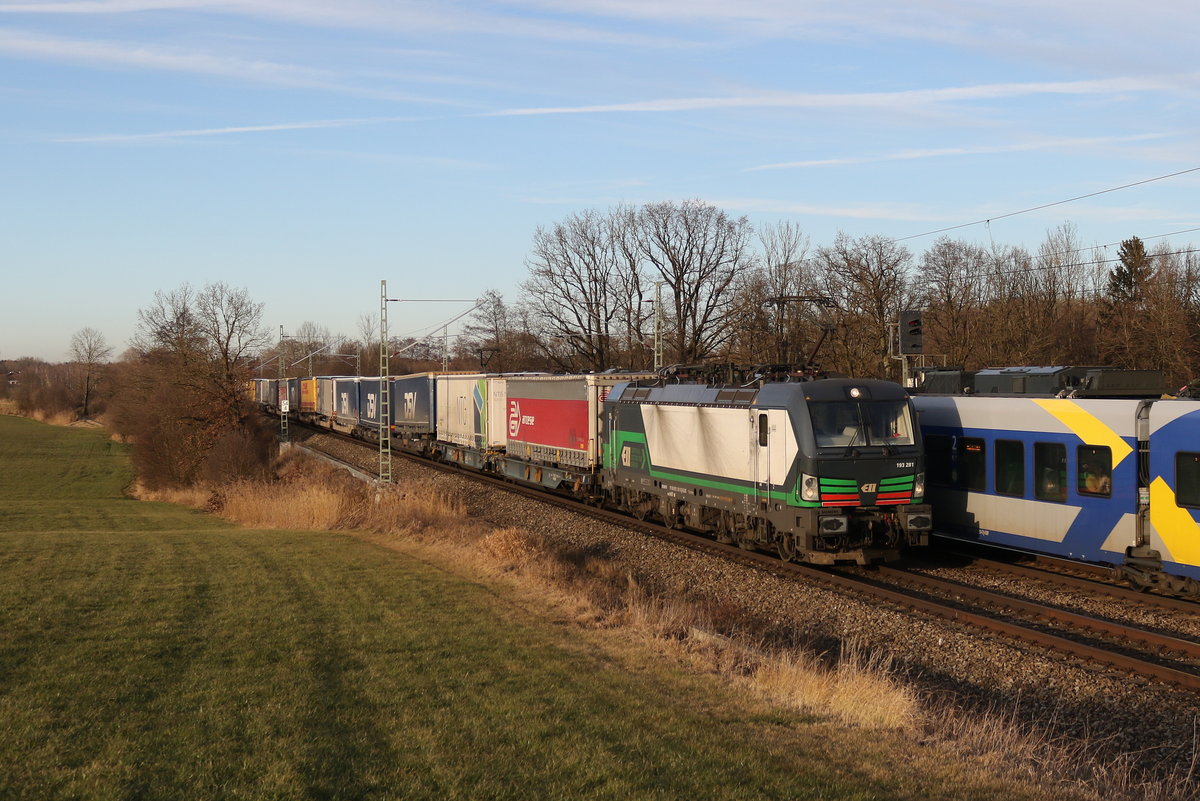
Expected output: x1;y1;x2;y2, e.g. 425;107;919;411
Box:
893;166;1200;243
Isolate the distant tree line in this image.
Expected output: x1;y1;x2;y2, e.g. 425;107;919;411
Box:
8;200;1199;491
437;202;1200;388
244;201;1200;389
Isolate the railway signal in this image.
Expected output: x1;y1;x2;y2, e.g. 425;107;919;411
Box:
899;310;924;355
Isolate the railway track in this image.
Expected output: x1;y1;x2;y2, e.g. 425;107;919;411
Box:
295;427;1200;693
926;541;1200;615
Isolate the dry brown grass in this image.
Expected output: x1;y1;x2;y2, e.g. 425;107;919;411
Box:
26;408;74;426
0;399;18;415
479;526;553;567
748;643;918;730
129;481;212;508
217;480;348;530
351;481;468;536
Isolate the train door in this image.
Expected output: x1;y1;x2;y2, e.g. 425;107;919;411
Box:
1146;401;1200;581
754;410;770;508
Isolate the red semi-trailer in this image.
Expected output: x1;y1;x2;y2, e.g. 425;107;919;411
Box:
503;374;655;470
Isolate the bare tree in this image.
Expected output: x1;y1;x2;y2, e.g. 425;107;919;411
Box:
522;208;627;371
917;238;990;368
636;199;753;364
68;327;113;418
1035;223;1094;363
194;282;270;423
354;312;380;375
729;221;819;365
111;282;271;487
815;233;916;378
459;290;518;371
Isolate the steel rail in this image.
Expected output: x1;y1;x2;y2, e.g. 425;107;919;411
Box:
938;550;1200;615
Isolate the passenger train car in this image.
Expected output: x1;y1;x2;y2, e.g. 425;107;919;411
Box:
912;394;1200;597
255;372;932;565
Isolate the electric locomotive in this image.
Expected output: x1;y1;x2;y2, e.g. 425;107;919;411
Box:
602;377;931;564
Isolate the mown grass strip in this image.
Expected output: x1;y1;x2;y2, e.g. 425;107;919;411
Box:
0;417;1046;800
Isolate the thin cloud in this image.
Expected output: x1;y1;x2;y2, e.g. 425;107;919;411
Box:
0;26;336;87
0;1;211;11
488;76;1183;117
289;147;496;170
744;133;1179;172
0;27;467;103
0;1;695;49
54;116;421;143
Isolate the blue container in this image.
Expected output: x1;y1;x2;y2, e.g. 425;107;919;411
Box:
390;373;437;436
333;377;360;425
357;378;384;433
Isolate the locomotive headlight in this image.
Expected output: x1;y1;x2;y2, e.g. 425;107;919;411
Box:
801;473;820;502
913;471;925;499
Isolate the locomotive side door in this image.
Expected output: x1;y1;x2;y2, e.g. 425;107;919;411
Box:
754;409;771;508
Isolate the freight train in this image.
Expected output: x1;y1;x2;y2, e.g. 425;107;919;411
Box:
912;367;1200;598
254;371;932;565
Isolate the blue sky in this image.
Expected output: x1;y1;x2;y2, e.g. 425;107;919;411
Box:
2;1;1197;362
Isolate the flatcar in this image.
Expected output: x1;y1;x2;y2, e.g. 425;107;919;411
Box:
912;394;1200;598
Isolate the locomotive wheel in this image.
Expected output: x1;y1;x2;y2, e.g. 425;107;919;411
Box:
714;511;735;544
776;533;797;563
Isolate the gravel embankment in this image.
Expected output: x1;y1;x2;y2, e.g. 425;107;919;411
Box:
296;430;1200;786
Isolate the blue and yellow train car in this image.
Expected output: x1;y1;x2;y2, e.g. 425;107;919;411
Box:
913;395;1200;597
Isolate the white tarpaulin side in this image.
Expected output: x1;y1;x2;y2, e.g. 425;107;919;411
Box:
641;405;755;481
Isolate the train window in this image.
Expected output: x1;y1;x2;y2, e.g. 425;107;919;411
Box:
1034;442;1067;502
1077;446;1112;497
1176;452;1200;508
758;413;769;447
926;435;953;486
958;438;986;491
995;440;1024;496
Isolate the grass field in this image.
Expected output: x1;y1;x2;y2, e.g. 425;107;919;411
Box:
0;415;1057;800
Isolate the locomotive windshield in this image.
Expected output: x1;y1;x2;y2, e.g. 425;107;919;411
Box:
809;400;916;448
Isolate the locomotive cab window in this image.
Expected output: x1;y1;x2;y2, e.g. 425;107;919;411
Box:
809;400;916;448
1077;446;1112;497
958;438;986;491
758;413;769;446
995;439;1024;496
1034;442;1067;502
1176;452;1200;508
